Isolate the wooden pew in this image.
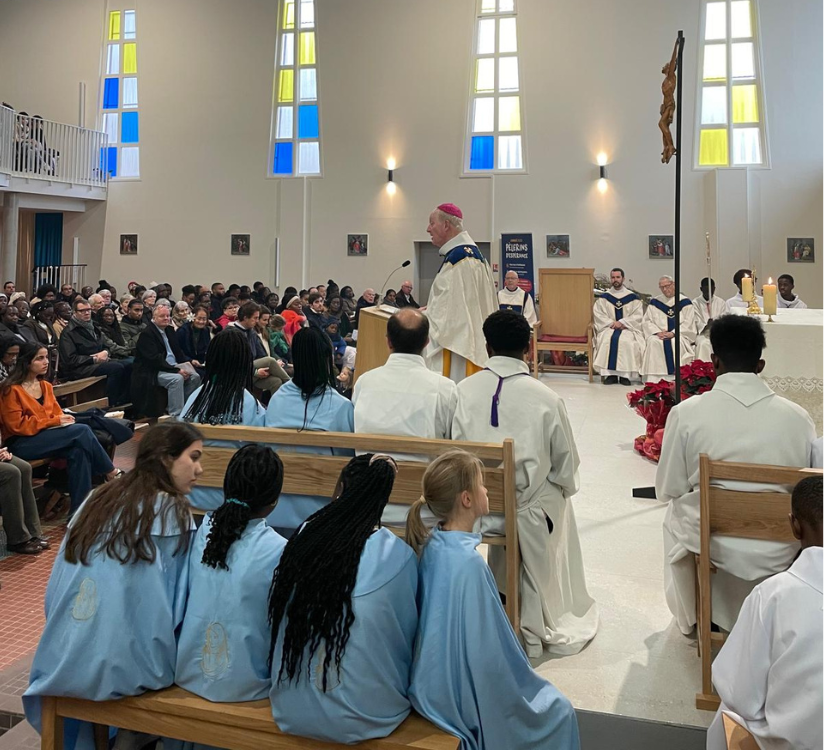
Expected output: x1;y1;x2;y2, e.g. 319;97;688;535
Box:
52;376;106;407
193;425;521;635
40;686;460;750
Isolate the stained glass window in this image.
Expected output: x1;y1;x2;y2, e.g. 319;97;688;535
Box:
465;0;526;173
697;0;767;167
270;0;321;176
100;5;140;178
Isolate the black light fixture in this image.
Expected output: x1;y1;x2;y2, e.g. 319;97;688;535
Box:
597;152;608;193
386;157;396;195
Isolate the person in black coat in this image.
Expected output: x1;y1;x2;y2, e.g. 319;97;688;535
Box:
175;306;210;378
131;305;202;418
395;281;420;309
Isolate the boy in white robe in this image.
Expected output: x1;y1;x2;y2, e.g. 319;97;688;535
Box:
726;268;764;309
777;273;808;309
692;277;730;362
497;270;537;327
424;204;498;383
656;315;816;633
706;476;822;750
640;275;697;380
592;267;644;384
453;310;598;657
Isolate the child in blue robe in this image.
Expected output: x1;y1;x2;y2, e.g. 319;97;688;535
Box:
182;328;266;511
23;423;205;750
268;454;418;743
264;327;353;532
405;449;581;750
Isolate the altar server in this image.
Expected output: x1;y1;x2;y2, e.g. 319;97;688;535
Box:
640;275;697;380
656;315;816;634
406;450;580;750
726;269;764;309
777;274;808;309
592;268;644;385
268;455;418;743
182;329;265;511
692;277;729;362
24;423;203;750
424;204;498;382
173;446;286;725
264;327;353;532
706;476;822;750
497;270;537;327
453;311;598;657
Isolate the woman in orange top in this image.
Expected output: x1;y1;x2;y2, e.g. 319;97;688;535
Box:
280;294;307;345
0;342;118;515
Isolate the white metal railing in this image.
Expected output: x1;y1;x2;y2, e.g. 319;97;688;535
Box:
0;106;108;188
32;264;87;294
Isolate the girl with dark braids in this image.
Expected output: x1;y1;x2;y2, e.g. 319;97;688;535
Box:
172;445;286;721
267;454;418;744
181;327;265;511
264;327;353;533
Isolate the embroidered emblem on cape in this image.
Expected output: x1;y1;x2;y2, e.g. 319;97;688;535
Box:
72;578;98;621
201;622;230;677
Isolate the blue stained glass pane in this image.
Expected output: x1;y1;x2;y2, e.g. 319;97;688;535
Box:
103;78;119;109
121;112;139;143
273;142;293;174
100;146;118;178
298;105;319;139
470;135;494;170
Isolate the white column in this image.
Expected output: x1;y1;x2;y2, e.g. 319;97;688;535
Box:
1;192;19;286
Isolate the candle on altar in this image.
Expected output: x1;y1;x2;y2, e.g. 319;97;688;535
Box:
741;275;754;302
763;277;777;315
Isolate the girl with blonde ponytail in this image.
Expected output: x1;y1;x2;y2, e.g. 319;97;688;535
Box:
408;449;580;750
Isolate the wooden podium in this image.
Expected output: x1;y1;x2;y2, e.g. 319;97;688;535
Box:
353;306;397;385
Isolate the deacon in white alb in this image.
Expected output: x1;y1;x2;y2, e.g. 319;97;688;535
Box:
656;315;816;634
592;267;644;385
640;275;696;380
706;475;822;750
777;273;808;309
497;270;537;327
424;203;498;383
726;268;764;309
453;310;598;657
692;277;729;362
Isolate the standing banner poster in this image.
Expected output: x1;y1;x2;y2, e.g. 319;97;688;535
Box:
501;233;535;299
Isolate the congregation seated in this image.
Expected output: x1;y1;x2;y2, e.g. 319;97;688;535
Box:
57;298;131;406
655;314;817;634
175;304;210;367
0;333;21;379
31;283;58;305
777;273;807;309
58;283;78;305
264;326;354;532
303;291;327;331
0;428;48;556
268;454;418;743
452;310;598;657
279;292;306;344
406;451;580;749
339;285;357;320
215;295;240;330
692;277;729;362
171;301;191;331
706;476;822;750
23;423;203;750
52;301;71;338
354;287;376;327
0;301;27;343
20;301;57;348
639;275;696;381
267;313;291;362
395;280;419;309
94;307;131;360
592;267;643;385
141;288;157;323
229;301;290;395
119;298;147;355
726;268;763;309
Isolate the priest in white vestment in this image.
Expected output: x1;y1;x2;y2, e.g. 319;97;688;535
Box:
497;270;537;327
706;476;822;750
640;275;697;380
777;273;808;309
452;310;598;657
692;277;729;362
726;269;763;309
592;267;644;385
655;315;816;634
424;203;498;383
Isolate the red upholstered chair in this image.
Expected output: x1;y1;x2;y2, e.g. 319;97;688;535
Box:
531;268;594;382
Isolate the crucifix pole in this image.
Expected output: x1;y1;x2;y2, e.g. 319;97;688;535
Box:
673;30;685;404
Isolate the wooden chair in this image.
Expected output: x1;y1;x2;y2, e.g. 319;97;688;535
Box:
41;686;460;750
723;713;760;750
194;425;521;635
53;375;107;407
694;454;822;710
531;268;594;382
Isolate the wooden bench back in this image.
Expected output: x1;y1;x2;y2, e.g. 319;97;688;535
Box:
537;267;594;337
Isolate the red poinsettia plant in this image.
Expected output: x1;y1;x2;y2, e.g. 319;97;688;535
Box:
627;360;717;462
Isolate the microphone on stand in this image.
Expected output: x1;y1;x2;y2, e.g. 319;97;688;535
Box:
379;260;411;304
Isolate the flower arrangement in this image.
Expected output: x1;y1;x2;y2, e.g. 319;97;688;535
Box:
627;360;717;462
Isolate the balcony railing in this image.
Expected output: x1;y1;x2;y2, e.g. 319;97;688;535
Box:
32;265;88;294
0;107;108;188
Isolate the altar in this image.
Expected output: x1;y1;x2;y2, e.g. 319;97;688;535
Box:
731;307;823;433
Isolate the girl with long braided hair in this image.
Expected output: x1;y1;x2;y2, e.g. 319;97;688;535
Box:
173;445;286;711
264;326;353;533
406;450;579;750
267;454;418;744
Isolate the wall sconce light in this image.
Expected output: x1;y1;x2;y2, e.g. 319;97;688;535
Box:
596;152;608;193
386;157;397;195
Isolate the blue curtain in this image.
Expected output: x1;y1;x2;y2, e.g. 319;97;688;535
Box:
34;213;63;267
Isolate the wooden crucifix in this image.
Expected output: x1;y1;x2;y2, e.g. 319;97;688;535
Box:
659;40;679;164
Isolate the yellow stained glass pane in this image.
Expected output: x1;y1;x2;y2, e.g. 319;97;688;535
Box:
732;84;758;123
475;58;494;93
108;11;121;40
123;43;137;74
498;96;521;131
283;0;295;29
699;129;728;166
299;32;316;64
278;69;294;102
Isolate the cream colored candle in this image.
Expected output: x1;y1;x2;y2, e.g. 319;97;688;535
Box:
741;275;754;302
763;278;777;315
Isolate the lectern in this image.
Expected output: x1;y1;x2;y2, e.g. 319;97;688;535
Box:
353;306;398;385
